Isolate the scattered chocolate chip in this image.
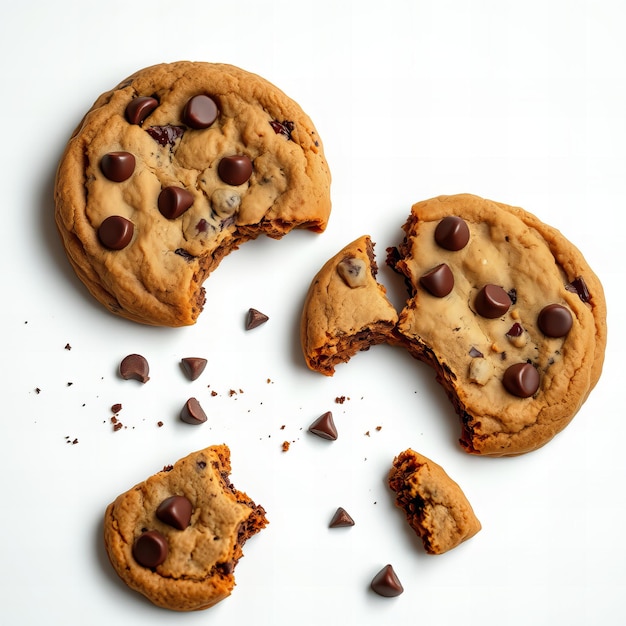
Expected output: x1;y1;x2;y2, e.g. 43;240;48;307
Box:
474;284;511;318
434;216;470;251
111;403;122;413
146;125;185;146
507;288;518;305
100;151;135;182
182;94;219;129
180;357;207;381
64;343;72;350
180;397;207;425
98;215;134;250
538;304;573;338
502;363;540;398
270;119;295;140
419;263;454;297
246;308;269;330
506;322;524;338
125;96;159;125
565;276;591;302
158;186;194;219
370;564;404;597
156;495;192;530
119;354;150;383
308;411;337;440
329;507;355;528
133;530;168;568
218;155;253;186
469;346;483;358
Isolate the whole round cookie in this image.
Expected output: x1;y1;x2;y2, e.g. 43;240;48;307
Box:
388;194;607;456
103;445;268;611
55;61;331;326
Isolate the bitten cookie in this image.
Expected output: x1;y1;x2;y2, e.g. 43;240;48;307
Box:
55;61;331;326
388;449;481;555
300;235;398;375
103;445;268;611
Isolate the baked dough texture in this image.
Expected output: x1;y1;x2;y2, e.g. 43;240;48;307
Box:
388;449;481;554
55;61;331;326
302;194;607;456
103;445;268;611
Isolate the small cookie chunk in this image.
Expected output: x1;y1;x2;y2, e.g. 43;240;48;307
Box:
103;445;268;611
300;235;398;375
388;449;481;555
55;61;331;326
389;194;607;455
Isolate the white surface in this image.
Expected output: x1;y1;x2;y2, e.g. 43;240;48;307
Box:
1;1;624;624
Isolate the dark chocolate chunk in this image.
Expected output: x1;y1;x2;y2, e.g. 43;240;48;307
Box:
119;354;150;383
370;564;404;597
100;151;135;182
180;397;207;425
538;304;573;338
158;186;194;219
565;276;591;303
419;263;454;297
502;363;540;398
474;284;511;319
156;495;192;530
98;216;134;250
218;155;253;186
245;308;269;330
329;507;355;528
506;322;524;338
132;530;168;568
308;411;337;440
434;216;470;251
125;96;159;125
182;94;218;129
269;119;295;140
146;125;185;146
180;357;208;381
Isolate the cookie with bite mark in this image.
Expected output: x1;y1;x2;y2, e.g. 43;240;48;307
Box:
55;61;331;326
103;445;267;611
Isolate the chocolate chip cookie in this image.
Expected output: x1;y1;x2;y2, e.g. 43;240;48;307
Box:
103;445;268;611
388;449;481;554
55;61;331;326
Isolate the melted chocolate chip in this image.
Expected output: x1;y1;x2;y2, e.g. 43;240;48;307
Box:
98;216;134;250
125;96;158;125
502;363;540;398
565;276;591;303
180;397;207;425
371;564;404;597
269;119;295;140
308;411;338;440
419;263;454;297
329;507;355;528
245;308;269;330
156;495;193;530
538;304;573;338
434;216;470;251
182;95;218;129
474;284;511;318
133;530;168;568
100;151;135;182
218;155;253;186
158;186;194;219
119;354;150;383
146;125;185;146
180;358;207;381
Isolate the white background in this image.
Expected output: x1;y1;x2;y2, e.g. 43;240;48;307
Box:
1;1;624;624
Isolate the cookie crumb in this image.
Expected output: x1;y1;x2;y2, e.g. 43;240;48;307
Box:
157;421;164;428
335;395;348;404
282;441;290;452
65;343;72;350
111;403;122;413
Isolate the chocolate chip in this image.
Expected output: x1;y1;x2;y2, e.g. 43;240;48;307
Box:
218;155;253;186
474;284;511;318
156;495;192;530
119;354;150;383
269;119;295;140
502;363;540;398
98;216;134;250
565;276;591;303
434;216;470;251
469;346;483;358
100;151;135;182
174;248;196;261
180;397;207;425
308;411;337;440
182;94;218;129
146;125;185;146
506;322;524;338
419;263;454;297
125;96;158;125
132;530;168;568
246;308;269;330
370;564;404;597
180;357;207;381
158;186;194;219
538;304;573;338
329;507;355;528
